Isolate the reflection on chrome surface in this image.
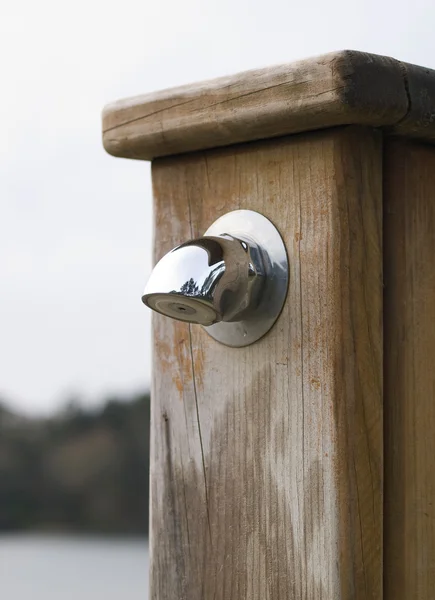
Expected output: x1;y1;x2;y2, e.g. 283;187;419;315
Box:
142;234;264;326
142;209;288;347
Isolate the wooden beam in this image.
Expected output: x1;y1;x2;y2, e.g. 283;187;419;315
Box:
102;50;435;161
150;126;383;599
384;139;435;599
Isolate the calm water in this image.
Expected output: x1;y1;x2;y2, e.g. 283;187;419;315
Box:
0;535;149;600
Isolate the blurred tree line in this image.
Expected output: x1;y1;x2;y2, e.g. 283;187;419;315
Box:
0;393;150;536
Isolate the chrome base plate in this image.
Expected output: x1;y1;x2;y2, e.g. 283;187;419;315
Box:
204;210;288;347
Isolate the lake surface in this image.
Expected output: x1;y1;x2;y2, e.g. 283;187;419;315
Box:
0;535;149;600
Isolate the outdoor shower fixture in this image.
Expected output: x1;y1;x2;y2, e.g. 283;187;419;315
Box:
142;209;288;347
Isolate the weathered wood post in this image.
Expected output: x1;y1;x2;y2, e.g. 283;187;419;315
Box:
103;50;435;599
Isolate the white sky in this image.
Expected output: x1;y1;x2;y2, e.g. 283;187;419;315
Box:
1;0;434;414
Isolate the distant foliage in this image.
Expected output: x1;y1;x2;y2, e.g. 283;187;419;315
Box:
0;394;150;536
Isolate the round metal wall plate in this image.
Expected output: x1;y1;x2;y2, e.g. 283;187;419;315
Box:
203;209;288;347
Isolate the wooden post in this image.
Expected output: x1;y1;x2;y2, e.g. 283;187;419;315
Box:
103;50;435;599
384;140;435;599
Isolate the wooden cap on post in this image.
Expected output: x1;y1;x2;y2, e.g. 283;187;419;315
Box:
102;50;435;160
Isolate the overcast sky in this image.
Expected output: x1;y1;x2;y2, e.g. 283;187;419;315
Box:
2;0;434;414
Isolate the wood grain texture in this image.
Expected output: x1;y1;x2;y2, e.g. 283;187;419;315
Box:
390;62;435;142
384;140;435;599
102;50;408;159
150;126;383;599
